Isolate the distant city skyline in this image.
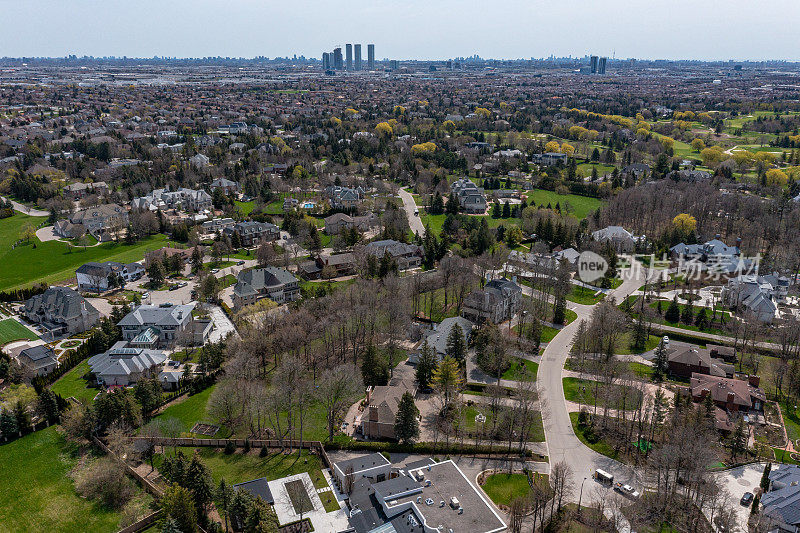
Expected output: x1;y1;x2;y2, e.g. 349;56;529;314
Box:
2;0;800;62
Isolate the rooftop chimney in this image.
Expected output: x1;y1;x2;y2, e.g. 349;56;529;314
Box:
748;375;761;388
727;392;735;405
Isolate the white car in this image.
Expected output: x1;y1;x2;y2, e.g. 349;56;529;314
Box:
614;482;640;498
662;336;670;347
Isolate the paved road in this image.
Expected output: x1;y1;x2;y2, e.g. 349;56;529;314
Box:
708;462;765;530
538;267;655;506
398;188;425;236
0;195;50;217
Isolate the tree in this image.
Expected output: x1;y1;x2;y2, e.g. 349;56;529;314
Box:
186;453;214;515
0;409;18;437
665;296;680;323
730;418;747;460
672;213;697;237
416;339;437;390
161;483;198;533
653;340;669;382
316;365;362;442
147;260;165;288
19;222;35;244
760;463;772;491
432;356;462;407
445;324;467;366
694;307;709;330
217;479;234;533
394;391;420;444
361;344;389;387
691;138;706;152
191;246;203;274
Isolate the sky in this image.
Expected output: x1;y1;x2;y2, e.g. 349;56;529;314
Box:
2;0;799;62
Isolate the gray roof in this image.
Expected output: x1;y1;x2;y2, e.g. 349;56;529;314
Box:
117;303;194;328
24;286;99;323
764;465;800;526
19;345;58;369
233;478;274;504
88;341;167;379
233;266;298;298
334;453;391;476
425;316;474;356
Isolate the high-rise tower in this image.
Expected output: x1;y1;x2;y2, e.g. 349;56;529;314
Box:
354;44;362;71
367;44;375;70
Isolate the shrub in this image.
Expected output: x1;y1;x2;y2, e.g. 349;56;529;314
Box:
224;441;236;455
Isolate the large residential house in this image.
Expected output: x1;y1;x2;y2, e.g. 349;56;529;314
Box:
721;274;785;324
210;178;240;194
144;246;204;267
364;240;424;271
325;185;364;210
118;303;209;348
54;203;128;242
338;455;506;533
76;261;144;292
451;178;487;214
202;217;236;234
411;316;474;363
223;221;280;247
361;377;415;440
530;152;567;166
232;267;299;309
690;373;765;431
23;287;100;336
667;346;734;379
670;237;740;262
88;341;167;387
63;181;108;200
18;345;59;377
591;225;641;252
299;252;357;280
461;277;522;324
131;187;212;212
761;464;800;533
323;212;379;235
332;453;393;492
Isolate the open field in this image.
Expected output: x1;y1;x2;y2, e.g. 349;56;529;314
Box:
523;189;604;219
0;214;169;291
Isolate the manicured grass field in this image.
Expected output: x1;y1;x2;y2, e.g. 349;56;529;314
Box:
523;189;604;219
567;285;605;305
152;385;219;435
0;427;124;532
461;405;545;442
562;378;643;410
0;318;38;345
50;360;99;404
613;333;662;355
481;472;549;506
501;357;538;382
0;214;169;291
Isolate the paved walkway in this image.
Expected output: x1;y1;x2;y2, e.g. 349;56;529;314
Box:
398;187;425;236
0;195;50;216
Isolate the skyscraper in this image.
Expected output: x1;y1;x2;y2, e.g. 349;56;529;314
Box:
345;44;353;70
322;52;330;71
333;47;343;70
354;44;362;71
598;56;607;75
590;55;598;74
367;44;375;70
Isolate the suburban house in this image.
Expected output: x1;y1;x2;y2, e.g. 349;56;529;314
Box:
721;274;783;324
591;225;641;252
461;277;522;324
530;152;567;166
667;346;734;379
63;180;108;200
361;377;415;440
210;178;240;194
341;456;506;533
88;340;167;387
223;221;280;247
451;178;487;214
131;187;212;212
118;303;209;348
189;153;210;168
667;169;711;182
324;185;364;210
76;261;144;291
761;464;800;533
18;344;59;377
23;287;100;336
411;316;474;363
232;266;300;309
364;240;424;271
689;372;765;431
670;237;740;262
299;252;357;280
144;246;204;267
332;453;392;493
202;217;236;234
54;203;128;242
323;212;379;235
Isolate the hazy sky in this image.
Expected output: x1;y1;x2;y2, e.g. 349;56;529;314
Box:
2;0;799;61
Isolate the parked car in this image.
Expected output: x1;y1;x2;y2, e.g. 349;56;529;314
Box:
237;260;245;265
614;482;640;498
210;268;220;274
168;284;180;291
740;492;754;506
662;336;670;347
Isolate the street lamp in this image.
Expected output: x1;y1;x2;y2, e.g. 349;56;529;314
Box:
577;476;587;517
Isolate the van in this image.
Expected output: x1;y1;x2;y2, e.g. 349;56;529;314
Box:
594;469;614;485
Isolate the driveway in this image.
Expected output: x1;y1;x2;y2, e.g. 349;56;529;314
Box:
35;225;58;242
206;304;236;342
709;463;765;531
0;195;50;216
398;188;425;236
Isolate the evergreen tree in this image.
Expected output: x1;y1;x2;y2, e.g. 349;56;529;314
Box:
446;192;459;215
664;297;680;323
37;388;60;423
730;418;747;459
631;316;648;352
761;463;772;491
0;409;18;437
445;324;467;366
361;344;389;387
161;483;198;533
415;340;437;390
491;202;502;219
394;391;420;444
694;307;709;330
652;340;669;382
187;454;214;515
502;201;511;218
191;246;203;273
161;517;183;533
681;300;694;325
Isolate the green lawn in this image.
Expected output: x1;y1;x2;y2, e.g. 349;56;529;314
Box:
779;399;800;443
481;472;549;506
461;405;545;442
0;426;125;532
157;447;330;489
51;359;99;404
152;385;220;436
501;357;538;382
569;412;618;459
235;200;254;215
524;189;604;219
613;333;662;355
0;214;169;291
0;318;38;345
562;378;643;410
567;285;605;305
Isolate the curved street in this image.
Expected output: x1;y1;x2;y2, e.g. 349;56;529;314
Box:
398;187;426;236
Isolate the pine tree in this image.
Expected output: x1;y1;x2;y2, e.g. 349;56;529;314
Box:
502;201;511;218
161;483;198;533
491;202;502;219
664;297;680;323
415;340;437;390
631;316;648;352
161;517;182;533
0;409;18;437
652;340;669;382
187;454;214;515
694;307;709;330
445;324;467;366
681;300;694;325
760;463;772;491
361;344;388;387
730;418;747;460
394;391;420;444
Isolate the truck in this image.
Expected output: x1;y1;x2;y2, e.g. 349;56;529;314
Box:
594;469;614;485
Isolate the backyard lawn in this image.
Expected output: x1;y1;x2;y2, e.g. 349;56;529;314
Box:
51;359;99;404
567;285;605;305
501;357;538;382
481;472;549;506
524;189;604;219
0;214;169;291
562;378;643;410
569;412;618;459
0;318;38;345
152;385;221;436
0;427;127;532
